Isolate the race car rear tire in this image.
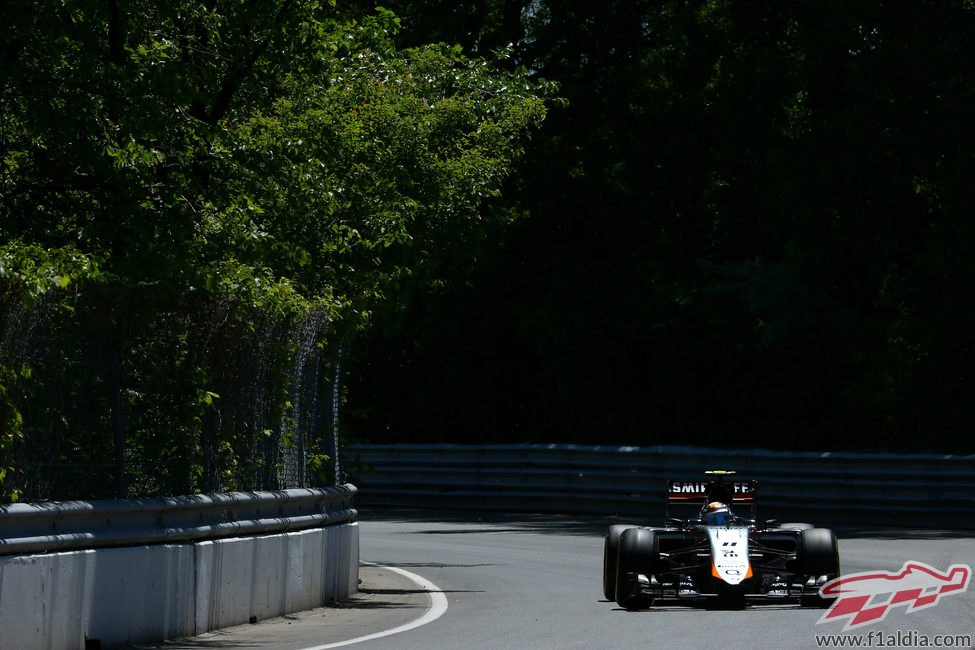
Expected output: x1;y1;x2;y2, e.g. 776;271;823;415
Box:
616;528;659;610
603;525;637;601
797;528;840;608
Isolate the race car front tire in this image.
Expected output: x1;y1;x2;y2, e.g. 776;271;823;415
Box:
603;525;637;601
776;522;814;531
798;528;840;576
615;528;659;610
797;527;840;608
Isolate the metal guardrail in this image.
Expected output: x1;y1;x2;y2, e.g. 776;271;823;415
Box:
0;484;358;555
349;444;975;527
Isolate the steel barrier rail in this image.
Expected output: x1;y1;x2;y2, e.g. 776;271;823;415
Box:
0;483;358;555
348;444;975;527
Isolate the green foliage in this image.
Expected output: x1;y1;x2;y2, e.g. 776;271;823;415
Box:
0;2;549;500
0;243;103;300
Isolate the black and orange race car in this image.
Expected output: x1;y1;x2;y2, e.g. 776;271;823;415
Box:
603;470;840;610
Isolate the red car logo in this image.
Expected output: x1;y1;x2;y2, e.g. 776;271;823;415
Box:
818;561;971;630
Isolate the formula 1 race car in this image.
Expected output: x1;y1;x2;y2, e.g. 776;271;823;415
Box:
603;470;840;610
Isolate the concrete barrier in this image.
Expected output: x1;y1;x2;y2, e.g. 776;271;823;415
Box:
195;523;359;637
0;523;359;650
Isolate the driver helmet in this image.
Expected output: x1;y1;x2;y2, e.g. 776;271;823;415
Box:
702;501;731;526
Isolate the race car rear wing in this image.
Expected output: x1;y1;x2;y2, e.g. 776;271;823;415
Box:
666;479;757;502
665;474;758;520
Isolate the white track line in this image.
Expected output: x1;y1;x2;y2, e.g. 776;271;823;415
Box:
302;562;449;649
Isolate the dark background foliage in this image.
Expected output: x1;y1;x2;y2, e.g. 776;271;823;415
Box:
346;0;975;453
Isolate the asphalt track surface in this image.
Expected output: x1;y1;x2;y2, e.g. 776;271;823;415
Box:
139;509;975;650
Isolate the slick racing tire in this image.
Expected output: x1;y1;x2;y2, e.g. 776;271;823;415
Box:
603;525;636;601
798;528;840;576
615;528;659;610
797;528;840;608
777;522;814;531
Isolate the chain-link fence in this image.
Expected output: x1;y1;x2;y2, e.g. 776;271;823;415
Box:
2;281;346;502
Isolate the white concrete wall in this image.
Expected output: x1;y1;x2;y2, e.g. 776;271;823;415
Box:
0;522;359;650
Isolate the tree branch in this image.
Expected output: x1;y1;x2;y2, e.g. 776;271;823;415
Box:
205;0;297;124
107;0;124;64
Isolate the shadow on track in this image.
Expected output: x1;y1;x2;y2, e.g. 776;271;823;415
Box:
358;506;613;536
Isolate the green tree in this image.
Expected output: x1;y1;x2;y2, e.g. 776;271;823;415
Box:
0;1;550;500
